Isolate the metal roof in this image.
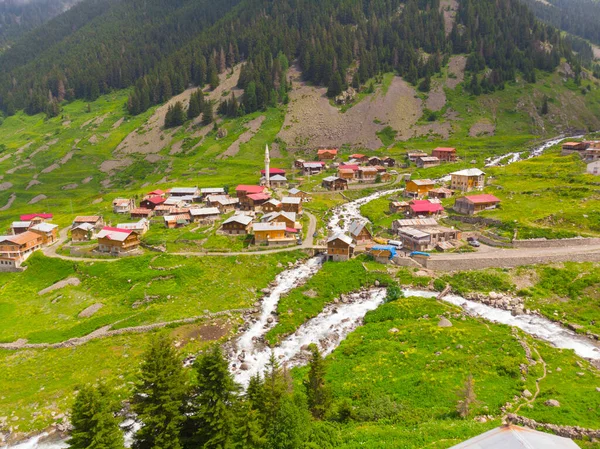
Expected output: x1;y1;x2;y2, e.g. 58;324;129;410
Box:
31;223;58;232
223;215;253;226
398;227;430;239
200;188;225;194
327;233;354;246
348;220;368;237
410;179;435;186
253;222;287;232
189;207;220;216
449;425;580;449
11;221;31;228
451;168;485;177
282;196;301;205
170;187;198;194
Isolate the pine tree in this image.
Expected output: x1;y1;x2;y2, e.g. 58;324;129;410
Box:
262;354;290;422
132;335;187;449
418;76;431;93
67;384;124;449
244;82;257;113
187;90;203;119
541;95;549;115
208;58;219;90
183;345;239;449
456;374;478;418
327;72;343;98
303;344;331;420
265;396;311;449
202;100;213;125
232;403;266;449
469;73;482;96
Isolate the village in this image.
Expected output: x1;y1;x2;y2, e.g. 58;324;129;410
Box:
0;140;518;272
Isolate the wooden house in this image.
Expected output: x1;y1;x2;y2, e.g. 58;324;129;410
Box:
262;199;282;214
261;168;286;177
220;215;253;235
358;166;378;182
453;194;501;215
169;187;200;198
432;147;457;162
189;207;221;223
450;169;485;192
72;216;104;230
140;196;166;210
20;213;53;225
389;201;410;214
0;231;44;270
263;211;298;229
268;174;288;188
405;179;435;198
153;205;174;217
382;157;396;167
350;153;369;163
406;151;428;162
243;192;271;211
326;233;355;261
208;195;240;213
281;197;302;214
96;227;140;254
317;148;338;161
145;189;166;198
130;208;153;219
11;221;32;235
71;223;96;242
164;214;191;229
380;172;393;182
253;222;295;246
322;176;348;191
416;156;440;168
428;187;454;199
561;142;588;155
112;198;135;214
302;162;326;175
368;156;382;166
116;219;150;235
200;188;225;199
288;188;310;201
348;220;372;245
30;223;59;245
587;160;600;175
236;185;267;199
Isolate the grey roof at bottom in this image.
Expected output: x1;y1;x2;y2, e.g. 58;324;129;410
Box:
449;425;580;449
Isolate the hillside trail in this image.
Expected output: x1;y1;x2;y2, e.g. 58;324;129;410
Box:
512;329;548;414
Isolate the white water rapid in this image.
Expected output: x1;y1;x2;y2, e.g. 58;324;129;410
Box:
485;134;585;167
405;289;600;360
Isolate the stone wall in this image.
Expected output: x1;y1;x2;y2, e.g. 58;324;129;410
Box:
512;237;600;248
423;251;600;271
448;214;503;226
506;414;600;441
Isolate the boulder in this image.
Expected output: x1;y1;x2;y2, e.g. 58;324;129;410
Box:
240;363;250;371
522;389;533;399
544;399;560;407
438;317;453;328
388;328;400;334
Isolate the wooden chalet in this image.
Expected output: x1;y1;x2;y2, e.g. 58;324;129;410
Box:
317;148;338;161
97;227;140;254
0;231;44;271
220;215;253;235
416;156;440;168
432;147;457;162
405;179;435;198
130;208;154;219
112;198;135;214
262;199;282;214
281;197;302;214
348;220;372;245
140;196;166;210
30;223;59;245
428;187;454;199
453;194;501;215
326;233;355;261
450;169;485;192
322;176;348;191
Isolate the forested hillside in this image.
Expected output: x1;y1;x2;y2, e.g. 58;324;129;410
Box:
0;0;583;118
521;0;600;46
0;0;82;49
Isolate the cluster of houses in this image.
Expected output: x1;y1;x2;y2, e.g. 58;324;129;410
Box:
407;147;458;168
294;149;398;191
0;213;59;271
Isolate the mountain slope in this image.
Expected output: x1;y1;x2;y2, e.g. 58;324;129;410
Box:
0;0;82;49
0;0;575;118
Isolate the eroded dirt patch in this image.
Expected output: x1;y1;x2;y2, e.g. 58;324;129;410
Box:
278;65;424;149
26;180;41;190
446;56;466;89
0;193;16;211
439;0;458;36
100;158;133;173
39;278;81;295
425;83;447;111
0;182;13;192
29;194;47;204
469;121;496;137
78;303;104;318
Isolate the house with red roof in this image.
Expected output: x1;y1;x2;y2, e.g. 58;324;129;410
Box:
453;194;501;215
20;213;53;223
243;192;271;211
349;153;368;162
317;148;338;161
140;195;166;210
260;168;286;176
146;189;166;197
432;147;457;162
96;227;140;255
409;199;445;217
236;185;267;197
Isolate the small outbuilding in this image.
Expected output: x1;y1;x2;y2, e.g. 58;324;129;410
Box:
453;194;501;215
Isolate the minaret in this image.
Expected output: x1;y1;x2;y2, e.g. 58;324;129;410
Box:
264;144;271;188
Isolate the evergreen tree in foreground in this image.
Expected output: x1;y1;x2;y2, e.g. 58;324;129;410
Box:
68;383;124;449
183;345;239;449
303;344;331;420
187;90;204;120
165;101;186;128
132;335;187;449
